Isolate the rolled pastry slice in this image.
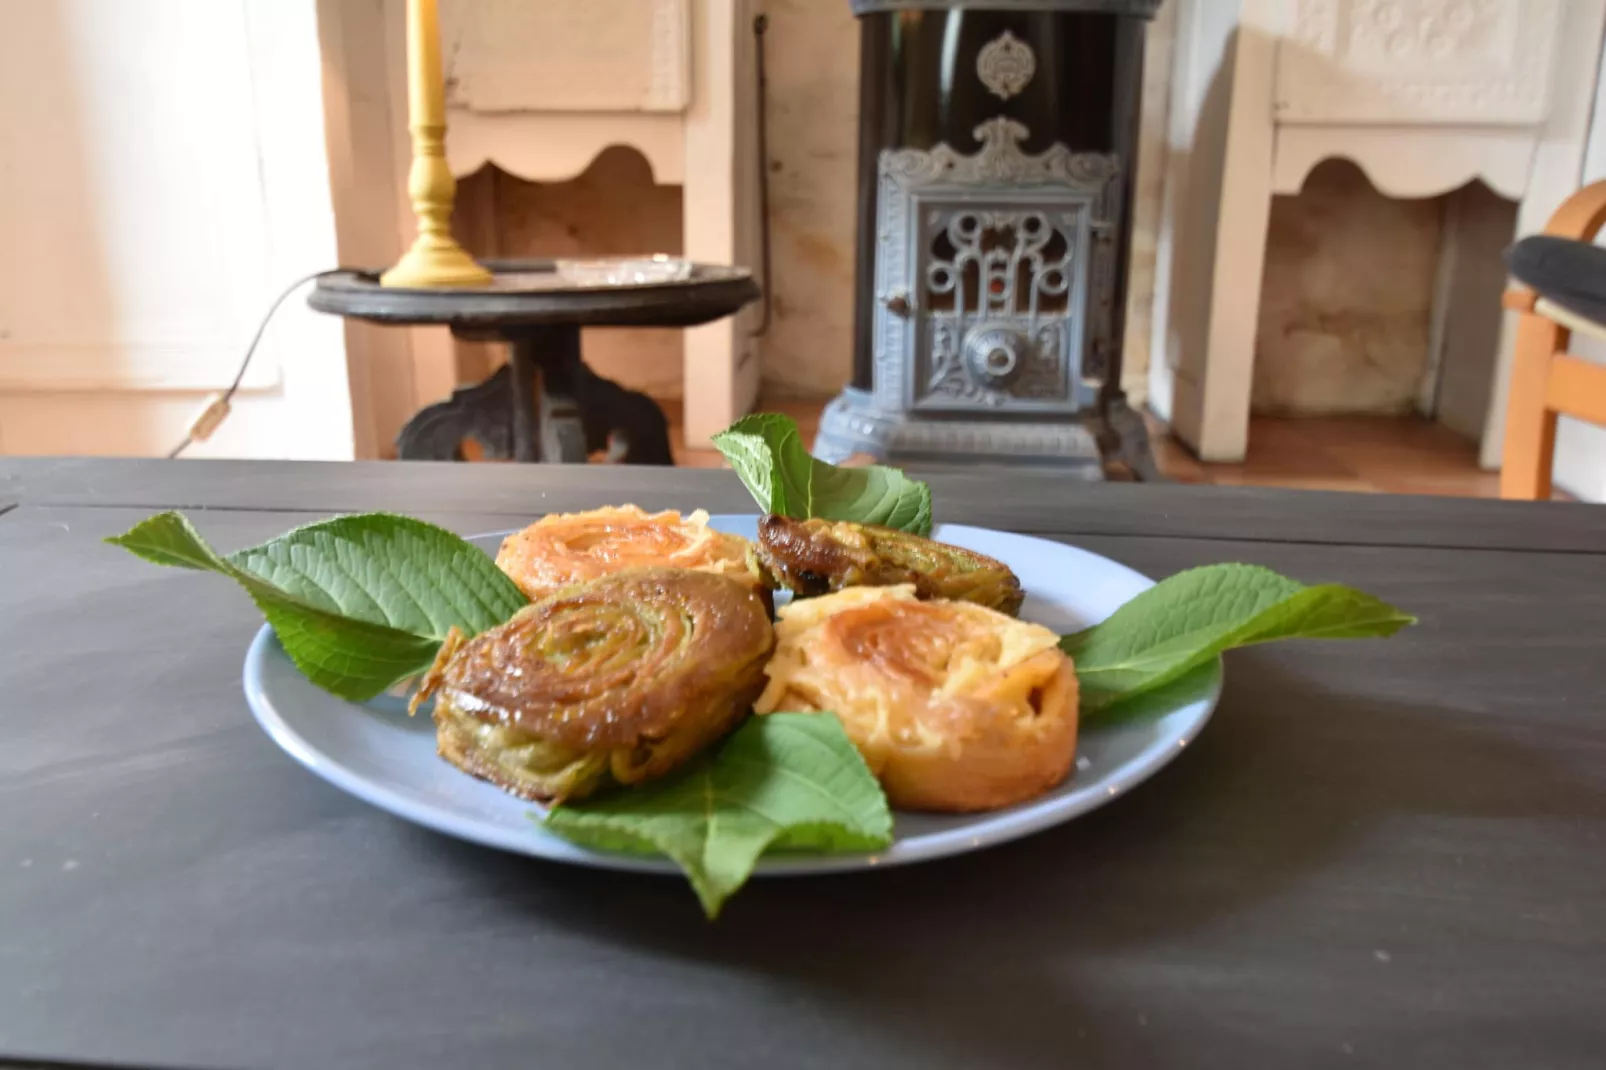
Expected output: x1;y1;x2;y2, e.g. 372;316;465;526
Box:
754;585;1077;813
496;505;760;601
756;514;1025;617
413;568;775;803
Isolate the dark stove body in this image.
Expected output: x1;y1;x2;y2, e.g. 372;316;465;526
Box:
817;0;1162;473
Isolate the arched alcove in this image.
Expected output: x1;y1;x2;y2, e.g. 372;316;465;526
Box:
1252;159;1517;442
452;148;687;399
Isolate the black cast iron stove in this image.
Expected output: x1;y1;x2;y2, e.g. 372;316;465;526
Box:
816;0;1163;477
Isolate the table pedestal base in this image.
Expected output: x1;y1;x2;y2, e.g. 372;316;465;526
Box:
396;325;673;465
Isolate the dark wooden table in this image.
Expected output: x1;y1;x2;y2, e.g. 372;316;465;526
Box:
2;459;1605;1070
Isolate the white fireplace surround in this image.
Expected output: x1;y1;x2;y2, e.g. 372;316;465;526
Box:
1148;0;1606;478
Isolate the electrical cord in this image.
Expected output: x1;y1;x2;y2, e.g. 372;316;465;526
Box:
166;269;335;459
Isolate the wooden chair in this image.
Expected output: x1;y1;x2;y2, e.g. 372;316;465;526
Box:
1501;182;1606;499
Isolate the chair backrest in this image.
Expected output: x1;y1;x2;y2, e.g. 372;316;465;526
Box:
1500;182;1606;500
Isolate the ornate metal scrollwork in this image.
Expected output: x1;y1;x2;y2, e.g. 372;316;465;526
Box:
874;118;1122;417
977;31;1036;100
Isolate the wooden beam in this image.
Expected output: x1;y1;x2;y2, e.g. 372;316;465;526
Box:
1547;353;1606;425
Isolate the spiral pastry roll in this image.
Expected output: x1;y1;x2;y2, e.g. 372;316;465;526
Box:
756;515;1024;617
754;585;1077;812
496;505;760;601
414;568;775;803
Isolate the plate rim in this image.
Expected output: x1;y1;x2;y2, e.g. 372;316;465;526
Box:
242;519;1223;877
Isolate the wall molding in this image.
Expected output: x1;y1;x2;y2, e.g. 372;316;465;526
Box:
1272;126;1535;201
448;113;685;185
442;0;691;115
0;343;282;393
1277;0;1561;126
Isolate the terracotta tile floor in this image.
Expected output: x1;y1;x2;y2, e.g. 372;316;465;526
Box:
1145;413;1512;497
669;398;1538;499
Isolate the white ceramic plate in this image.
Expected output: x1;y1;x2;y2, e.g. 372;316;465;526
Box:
243;517;1221;875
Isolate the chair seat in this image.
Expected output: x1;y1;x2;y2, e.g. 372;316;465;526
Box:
1506;235;1606;330
1534;297;1606;344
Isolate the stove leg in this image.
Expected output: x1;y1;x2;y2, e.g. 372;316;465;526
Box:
1099;397;1165;482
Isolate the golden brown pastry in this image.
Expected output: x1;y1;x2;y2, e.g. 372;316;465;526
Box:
754;585;1077;812
495;505;760;601
413;568;774;803
755;514;1024;616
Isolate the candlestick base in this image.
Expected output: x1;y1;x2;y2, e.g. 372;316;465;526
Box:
380;237;492;289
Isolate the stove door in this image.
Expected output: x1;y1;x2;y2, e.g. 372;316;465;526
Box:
914;198;1091;415
872;119;1121;419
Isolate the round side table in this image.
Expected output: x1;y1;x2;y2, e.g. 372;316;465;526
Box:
310;258;759;464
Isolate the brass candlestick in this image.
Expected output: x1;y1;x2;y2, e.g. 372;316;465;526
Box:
381;0;491;289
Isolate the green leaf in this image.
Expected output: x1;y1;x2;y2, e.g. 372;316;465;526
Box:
543;713;894;918
107;511;527;701
1064;564;1415;713
712;413;933;535
225;512;525;637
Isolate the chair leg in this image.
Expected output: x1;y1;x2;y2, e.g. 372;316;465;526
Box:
1500;313;1564;500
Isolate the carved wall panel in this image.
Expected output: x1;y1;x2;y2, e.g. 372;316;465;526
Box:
1275;0;1562;125
441;0;690;115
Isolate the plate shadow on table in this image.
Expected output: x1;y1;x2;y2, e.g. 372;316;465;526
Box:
391;653;1604;1068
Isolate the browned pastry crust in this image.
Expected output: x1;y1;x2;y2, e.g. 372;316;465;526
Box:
755;514;1025;616
433;713;597;803
755;585;1078;812
414;568;775;803
496;505;762;601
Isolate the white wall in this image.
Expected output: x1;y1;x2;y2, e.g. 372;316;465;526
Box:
0;0;355;459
